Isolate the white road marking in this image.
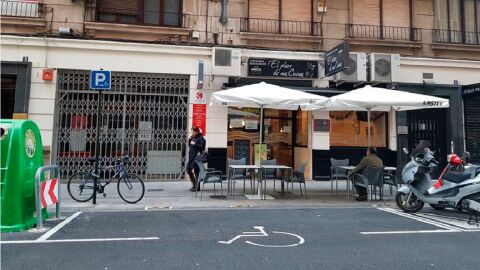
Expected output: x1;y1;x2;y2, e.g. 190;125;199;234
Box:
245;231;305;247
361;229;460;235
377;207;462;231
219;226;304;248
413;212;480;230
219;226;268;244
36;211;82;241
1;237;159;244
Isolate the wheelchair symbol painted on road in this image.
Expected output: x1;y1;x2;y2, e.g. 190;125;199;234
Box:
219;226;305;248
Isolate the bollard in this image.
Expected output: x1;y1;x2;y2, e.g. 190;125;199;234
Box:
35;165;61;229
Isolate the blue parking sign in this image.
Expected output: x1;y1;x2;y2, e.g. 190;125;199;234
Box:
90;70;111;90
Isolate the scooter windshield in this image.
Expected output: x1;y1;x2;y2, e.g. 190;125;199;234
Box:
411;140;432;157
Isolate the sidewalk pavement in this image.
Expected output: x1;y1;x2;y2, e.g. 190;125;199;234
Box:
59;180;398;212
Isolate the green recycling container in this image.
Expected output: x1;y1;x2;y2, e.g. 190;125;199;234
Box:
1;119;48;232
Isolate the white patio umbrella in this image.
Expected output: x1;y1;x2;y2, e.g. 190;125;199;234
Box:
211;82;328;197
306;85;450;146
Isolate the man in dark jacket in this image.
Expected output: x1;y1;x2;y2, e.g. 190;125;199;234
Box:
187;126;206;192
348;146;383;201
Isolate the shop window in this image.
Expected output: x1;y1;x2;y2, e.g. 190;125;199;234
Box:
329;111;387;148
227;108;261;164
227;108;294;166
295;110;308;147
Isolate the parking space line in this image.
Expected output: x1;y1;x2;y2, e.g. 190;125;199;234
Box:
1;237;159;245
377;207;463;231
36;211;82;241
361;229;460;235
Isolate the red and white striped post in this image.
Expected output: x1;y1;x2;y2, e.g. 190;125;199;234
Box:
35;165;61;229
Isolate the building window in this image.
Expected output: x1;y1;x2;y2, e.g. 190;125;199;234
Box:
97;0;181;26
329;111;387;148
434;0;480;44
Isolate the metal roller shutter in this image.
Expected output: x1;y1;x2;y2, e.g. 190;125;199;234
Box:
352;0;380;25
249;0;279;19
97;0;139;14
282;0;310;21
281;0;311;35
383;0;410;27
465;97;480;164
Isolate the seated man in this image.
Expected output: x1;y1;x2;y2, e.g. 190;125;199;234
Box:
348;146;383;201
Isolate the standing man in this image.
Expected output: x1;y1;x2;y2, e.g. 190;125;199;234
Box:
187;126;206;192
348;146;383;201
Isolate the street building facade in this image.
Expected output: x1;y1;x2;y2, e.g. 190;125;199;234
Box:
2;0;480;180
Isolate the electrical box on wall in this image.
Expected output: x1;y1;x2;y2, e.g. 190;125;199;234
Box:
369;53;400;83
334;52;367;82
212;47;241;77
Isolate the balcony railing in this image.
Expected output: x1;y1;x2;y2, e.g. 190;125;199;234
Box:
1;0;42;18
347;24;422;42
240;18;320;36
433;29;480;45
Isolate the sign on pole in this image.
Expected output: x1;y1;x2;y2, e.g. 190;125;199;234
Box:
41;178;59;208
90;70;111;90
89;69;111;204
324;42;348;77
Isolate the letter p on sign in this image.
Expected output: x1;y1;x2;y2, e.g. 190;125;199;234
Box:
90;70;111;90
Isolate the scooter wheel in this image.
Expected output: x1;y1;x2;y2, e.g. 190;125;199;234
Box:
395;192;424;213
429;204;446;211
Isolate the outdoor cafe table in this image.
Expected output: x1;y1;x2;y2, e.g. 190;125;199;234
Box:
227;165;261;199
260;165;292;200
338;166;397;200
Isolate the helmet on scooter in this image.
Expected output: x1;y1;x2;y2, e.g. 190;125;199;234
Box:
448;154;462;166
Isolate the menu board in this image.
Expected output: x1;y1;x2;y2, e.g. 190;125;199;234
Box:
234;140;250;164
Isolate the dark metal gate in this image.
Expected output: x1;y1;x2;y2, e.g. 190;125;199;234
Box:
52;70;189;181
407;108;448;176
464;97;480;164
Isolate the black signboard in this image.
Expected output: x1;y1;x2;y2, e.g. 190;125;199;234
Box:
248;58;318;79
234;139;251;164
462;83;480;98
324;42;348;77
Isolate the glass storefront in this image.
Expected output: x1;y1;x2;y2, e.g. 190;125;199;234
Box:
329;111;387;147
227;108;307;167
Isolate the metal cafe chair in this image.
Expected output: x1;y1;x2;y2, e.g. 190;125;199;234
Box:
286;163;308;198
330;158;350;194
195;160;223;201
353;166;385;202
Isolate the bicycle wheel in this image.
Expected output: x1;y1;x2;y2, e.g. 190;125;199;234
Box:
117;173;145;204
68;172;95;202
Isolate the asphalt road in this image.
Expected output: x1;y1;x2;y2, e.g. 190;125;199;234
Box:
2;207;480;270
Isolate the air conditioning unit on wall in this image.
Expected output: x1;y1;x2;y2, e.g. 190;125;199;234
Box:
369;53;400;83
212;47;241;77
334;52;367;82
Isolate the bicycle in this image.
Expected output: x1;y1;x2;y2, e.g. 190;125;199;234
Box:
67;155;145;204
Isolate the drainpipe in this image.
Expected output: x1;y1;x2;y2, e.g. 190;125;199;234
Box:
219;0;228;25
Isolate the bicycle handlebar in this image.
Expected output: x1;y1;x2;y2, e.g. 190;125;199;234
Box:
116;155;131;164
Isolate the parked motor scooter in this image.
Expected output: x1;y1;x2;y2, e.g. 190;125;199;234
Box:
395;140;480;214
